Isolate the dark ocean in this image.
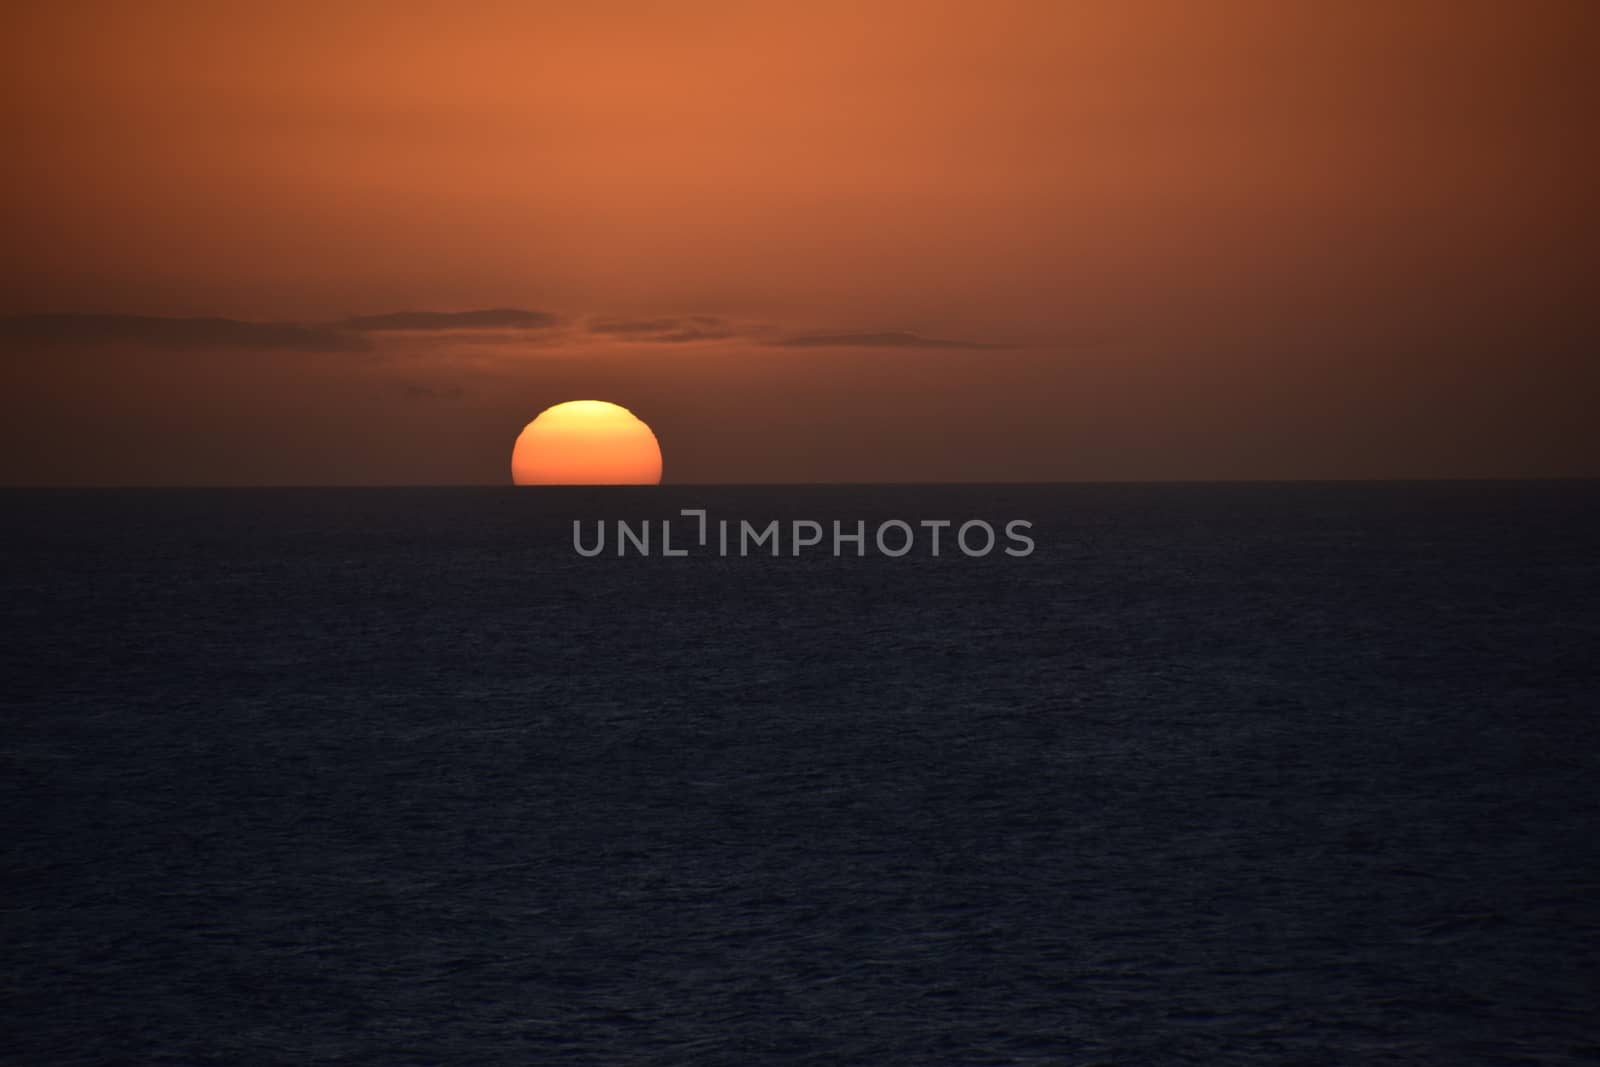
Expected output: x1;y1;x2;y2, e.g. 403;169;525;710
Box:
4;483;1598;1066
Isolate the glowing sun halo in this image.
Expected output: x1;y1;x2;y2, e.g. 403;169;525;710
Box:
510;400;663;485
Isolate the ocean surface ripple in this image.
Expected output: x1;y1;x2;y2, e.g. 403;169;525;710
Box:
4;484;1598;1064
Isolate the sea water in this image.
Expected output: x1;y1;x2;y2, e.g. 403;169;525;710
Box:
4;483;1597;1064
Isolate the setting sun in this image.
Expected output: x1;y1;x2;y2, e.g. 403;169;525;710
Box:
510;400;663;485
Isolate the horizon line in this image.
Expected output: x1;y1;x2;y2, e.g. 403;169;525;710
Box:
3;476;1596;491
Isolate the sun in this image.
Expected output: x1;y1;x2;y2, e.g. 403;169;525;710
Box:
510;400;663;485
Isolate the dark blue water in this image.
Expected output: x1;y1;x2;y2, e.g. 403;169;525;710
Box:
5;484;1598;1065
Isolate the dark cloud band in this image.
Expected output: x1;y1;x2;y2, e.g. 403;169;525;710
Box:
0;314;368;352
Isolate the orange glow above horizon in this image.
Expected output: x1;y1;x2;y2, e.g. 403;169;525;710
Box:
510;400;663;485
2;3;1596;485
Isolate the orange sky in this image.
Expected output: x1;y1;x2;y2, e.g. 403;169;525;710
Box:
2;1;1595;484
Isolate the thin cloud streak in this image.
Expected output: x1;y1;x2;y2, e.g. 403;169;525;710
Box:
0;309;565;353
586;316;740;343
0;313;369;352
338;309;560;331
1;310;1037;355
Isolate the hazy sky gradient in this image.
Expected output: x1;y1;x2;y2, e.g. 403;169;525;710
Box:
3;1;1595;484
